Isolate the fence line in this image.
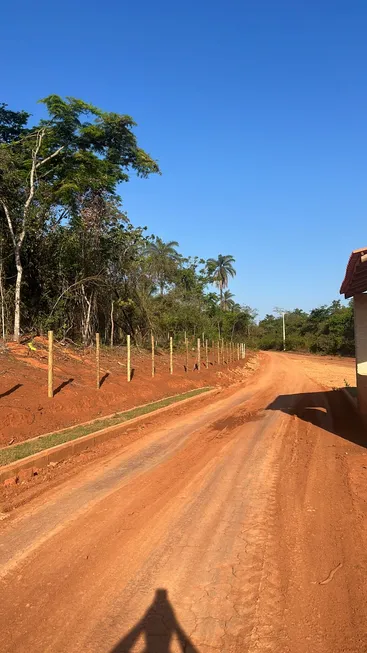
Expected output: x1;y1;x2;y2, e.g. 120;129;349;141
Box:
41;331;247;397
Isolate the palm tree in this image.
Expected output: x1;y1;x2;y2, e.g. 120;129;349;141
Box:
146;237;180;295
231;302;242;313
222;290;235;311
206;254;236;308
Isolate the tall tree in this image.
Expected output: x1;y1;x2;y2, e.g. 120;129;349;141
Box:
0;104;30;144
146;237;180;295
0;96;160;340
206;254;236;308
222;290;235;311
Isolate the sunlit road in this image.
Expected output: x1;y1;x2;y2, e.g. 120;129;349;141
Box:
0;353;366;652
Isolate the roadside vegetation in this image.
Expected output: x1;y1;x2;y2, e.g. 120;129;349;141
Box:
0;97;254;348
256;302;354;356
0;97;355;357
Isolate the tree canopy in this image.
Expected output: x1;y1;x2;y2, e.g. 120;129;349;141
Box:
0;97;253;347
255;301;354;356
0;97;356;358
0;96;160;340
207;255;236;308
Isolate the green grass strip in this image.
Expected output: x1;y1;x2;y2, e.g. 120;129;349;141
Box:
0;387;212;467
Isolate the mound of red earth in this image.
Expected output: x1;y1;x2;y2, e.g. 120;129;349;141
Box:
0;338;258;446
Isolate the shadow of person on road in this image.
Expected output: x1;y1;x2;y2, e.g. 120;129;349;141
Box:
267;389;367;449
110;589;199;653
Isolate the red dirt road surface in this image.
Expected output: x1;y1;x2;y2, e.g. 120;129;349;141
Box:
0;352;366;652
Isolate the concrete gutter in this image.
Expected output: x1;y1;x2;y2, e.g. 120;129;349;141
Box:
0;388;219;485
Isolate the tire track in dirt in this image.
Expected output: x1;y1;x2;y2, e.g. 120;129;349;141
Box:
81;411;288;653
0;352;366;652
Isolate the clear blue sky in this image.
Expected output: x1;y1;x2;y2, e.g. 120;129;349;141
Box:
2;1;367;317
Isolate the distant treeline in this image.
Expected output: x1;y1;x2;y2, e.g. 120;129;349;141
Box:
254;301;354;356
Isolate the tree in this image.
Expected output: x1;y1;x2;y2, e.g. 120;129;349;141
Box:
0;128;65;341
230;302;242;313
0;96;160;340
206;254;236;308
145;237;180;295
256;302;354;355
0;104;30;143
222;290;235;311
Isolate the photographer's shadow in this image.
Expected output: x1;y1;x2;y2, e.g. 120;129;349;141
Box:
110;589;199;653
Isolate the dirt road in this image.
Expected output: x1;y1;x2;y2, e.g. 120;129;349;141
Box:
1;352;366;652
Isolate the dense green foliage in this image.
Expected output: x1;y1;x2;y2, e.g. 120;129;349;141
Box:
0;98;255;347
0;98;356;356
206;254;236;308
256;302;355;356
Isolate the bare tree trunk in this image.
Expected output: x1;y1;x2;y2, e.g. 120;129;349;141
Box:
14;247;22;342
81;285;94;346
231;321;236;342
0;272;5;343
0;130;63;343
0;240;6;342
110;300;114;347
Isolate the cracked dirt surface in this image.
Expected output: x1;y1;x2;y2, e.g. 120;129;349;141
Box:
0;351;366;652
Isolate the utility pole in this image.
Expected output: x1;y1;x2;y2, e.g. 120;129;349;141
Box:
274;306;287;352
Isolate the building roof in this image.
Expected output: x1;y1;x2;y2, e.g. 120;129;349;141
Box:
340;248;367;298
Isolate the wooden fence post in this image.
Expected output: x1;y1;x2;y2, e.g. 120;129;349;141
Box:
96;332;100;389
170;336;173;374
110;301;114;348
217;340;220;365
197;338;201;371
151;332;155;377
127;334;131;382
205;339;208;368
221;338;224;364
185;336;189;372
237;343;240;360
48;330;53;398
